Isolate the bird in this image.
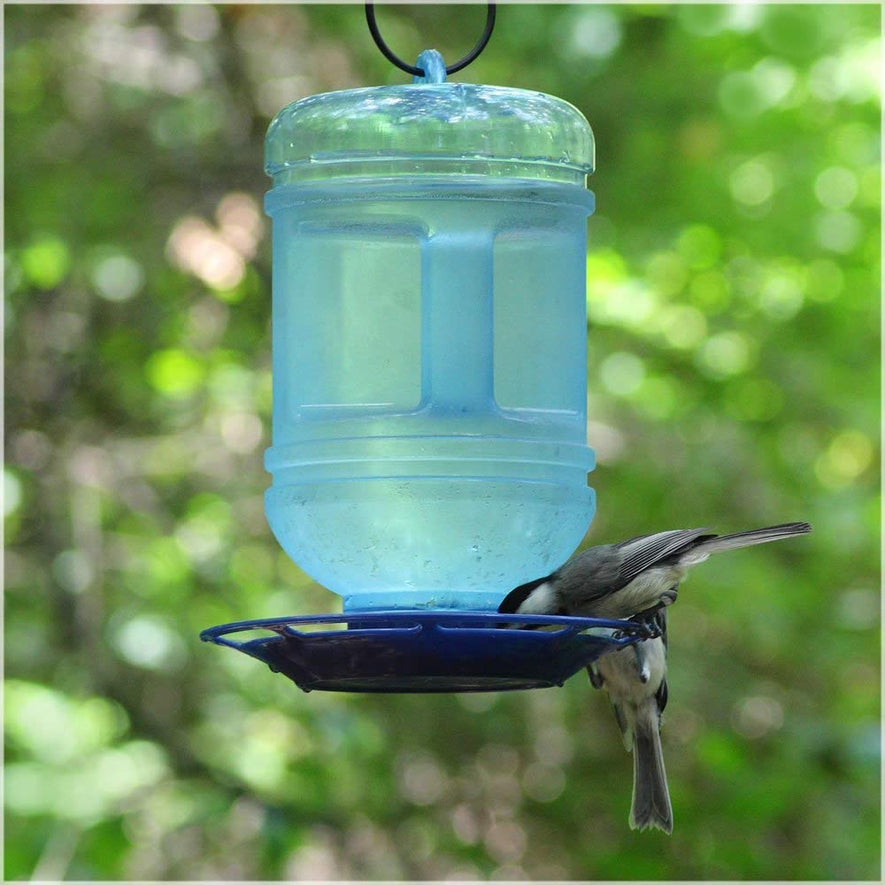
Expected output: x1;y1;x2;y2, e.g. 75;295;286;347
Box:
588;611;672;832
498;521;812;833
498;522;812;624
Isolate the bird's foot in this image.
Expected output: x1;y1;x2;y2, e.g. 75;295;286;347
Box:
625;607;666;640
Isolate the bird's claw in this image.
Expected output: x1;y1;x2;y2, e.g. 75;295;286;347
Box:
624;608;665;640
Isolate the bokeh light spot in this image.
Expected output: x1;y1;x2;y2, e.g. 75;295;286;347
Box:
840;38;881;103
815;430;875;487
5;682;79;763
167;214;246;290
257;76;313;118
836;587;879;631
51;549;94;594
760;6;824;58
457;692;498;713
568;7;622;59
4;469;23;516
208;361;254;408
586;248;628;296
146;348;206;398
522;762;566;803
112;615;188;671
174;4;220;42
92;253;145;301
398;752;446;805
815;211;862;253
731;696;784;740
728;3;764;32
285;835;341;881
143;536;193;591
532;724;574;766
659;304;708;349
484;820;527;864
752;57;796;107
759;271;804;321
677;4;731;37
808;55;845;101
730;158;775;206
175;501;230;563
451;804;480;845
645;251;689;298
9;429;52;470
600;352;645;396
220;411;263;454
697;331;752;378
4;763;56;816
814;166;859;210
21;235;71;289
719;71;765;118
215;192;263;259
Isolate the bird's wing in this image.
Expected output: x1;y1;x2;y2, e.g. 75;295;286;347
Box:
654;609;669;715
610;697;632;751
587;663;604;689
656;676;669;718
615;528;714;587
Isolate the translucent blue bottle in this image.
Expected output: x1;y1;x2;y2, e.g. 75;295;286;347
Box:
264;55;596;613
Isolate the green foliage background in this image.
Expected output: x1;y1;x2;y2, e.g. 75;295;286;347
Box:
4;3;881;880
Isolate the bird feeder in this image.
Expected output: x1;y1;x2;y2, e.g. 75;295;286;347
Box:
202;6;650;692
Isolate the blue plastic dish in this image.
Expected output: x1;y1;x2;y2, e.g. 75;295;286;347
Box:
200;611;650;693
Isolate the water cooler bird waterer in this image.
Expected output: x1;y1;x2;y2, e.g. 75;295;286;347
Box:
201;5;650;692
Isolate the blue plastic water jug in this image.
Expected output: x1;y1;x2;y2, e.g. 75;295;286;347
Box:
264;61;596;613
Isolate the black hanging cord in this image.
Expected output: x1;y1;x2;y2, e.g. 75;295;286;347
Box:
365;4;496;77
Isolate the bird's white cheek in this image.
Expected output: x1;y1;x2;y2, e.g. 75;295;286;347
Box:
516;582;557;614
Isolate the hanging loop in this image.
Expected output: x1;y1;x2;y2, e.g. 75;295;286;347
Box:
412;49;447;84
365;4;496;77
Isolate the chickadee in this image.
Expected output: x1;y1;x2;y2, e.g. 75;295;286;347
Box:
590;610;672;832
498;521;812;834
498;522;812;623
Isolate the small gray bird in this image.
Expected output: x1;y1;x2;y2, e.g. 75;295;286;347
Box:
590;612;672;832
498;521;812;833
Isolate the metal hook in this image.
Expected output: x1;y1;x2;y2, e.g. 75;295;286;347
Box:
365;4;496;77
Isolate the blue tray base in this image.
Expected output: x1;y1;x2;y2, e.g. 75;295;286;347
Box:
200;612;648;694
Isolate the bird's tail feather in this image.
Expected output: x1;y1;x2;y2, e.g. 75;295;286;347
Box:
697;521;811;556
630;715;672;834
